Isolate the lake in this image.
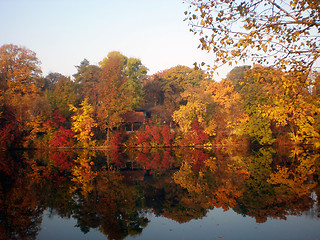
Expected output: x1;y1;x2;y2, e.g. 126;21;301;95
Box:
1;146;320;240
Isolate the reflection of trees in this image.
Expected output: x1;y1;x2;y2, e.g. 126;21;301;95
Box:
268;148;318;215
1;151;149;240
72;168;148;240
27;151;76;219
142;171;208;223
234;148;275;222
1;147;320;239
135;148;176;173
173;148;249;211
66;150;148;239
235;147;318;223
0;152;43;240
70;151;97;197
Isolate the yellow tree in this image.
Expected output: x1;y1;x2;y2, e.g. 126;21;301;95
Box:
205;79;248;143
246;66;320;145
172;87;209;133
266;75;320;145
185;0;320;145
70;99;97;148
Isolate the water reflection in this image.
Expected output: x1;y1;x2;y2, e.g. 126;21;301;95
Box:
0;147;319;239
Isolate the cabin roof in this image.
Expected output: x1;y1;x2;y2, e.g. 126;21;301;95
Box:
122;111;145;123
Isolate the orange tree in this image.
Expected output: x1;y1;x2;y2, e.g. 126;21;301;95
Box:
205;79;249;144
96;52;137;140
0;44;43;148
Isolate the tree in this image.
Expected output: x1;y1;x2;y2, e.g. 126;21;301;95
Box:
70;99;97;148
230;67;275;146
99;51;127;69
134;123;174;148
96;52;133;139
0;44;41;95
185;0;320;73
143;73;165;106
245;66;320;145
161;65;204;107
149;65;205;124
0;44;43;147
124;57;148;108
172;86;210;134
313;72;320;138
227;65;251;92
45;74;77;118
43;72;64;91
73;59;101;108
99;52;147;108
205;79;248;142
42;110;74;148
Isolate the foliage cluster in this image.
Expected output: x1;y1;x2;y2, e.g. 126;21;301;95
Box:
0;43;320;150
133;123;174;148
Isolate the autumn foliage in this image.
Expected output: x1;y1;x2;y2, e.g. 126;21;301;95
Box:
180;121;209;146
136;149;175;172
134;123;174;148
0;111;22;149
0;44;320;149
42;151;74;184
42;110;74;148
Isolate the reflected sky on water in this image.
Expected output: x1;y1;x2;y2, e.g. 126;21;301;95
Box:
38;207;320;240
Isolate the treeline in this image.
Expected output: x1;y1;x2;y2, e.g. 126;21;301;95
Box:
0;44;320;149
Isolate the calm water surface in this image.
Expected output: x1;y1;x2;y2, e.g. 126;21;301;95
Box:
1;147;320;240
39;207;320;240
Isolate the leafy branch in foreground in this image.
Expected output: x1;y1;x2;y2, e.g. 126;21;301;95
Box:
185;0;320;72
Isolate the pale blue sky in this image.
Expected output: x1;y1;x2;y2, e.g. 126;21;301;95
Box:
0;0;230;79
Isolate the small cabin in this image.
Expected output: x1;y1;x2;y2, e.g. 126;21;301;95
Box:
122;111;146;131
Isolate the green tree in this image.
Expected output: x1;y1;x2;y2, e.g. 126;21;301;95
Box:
124;57;148;108
45;74;77;119
234;67;275;145
73;59;101;108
